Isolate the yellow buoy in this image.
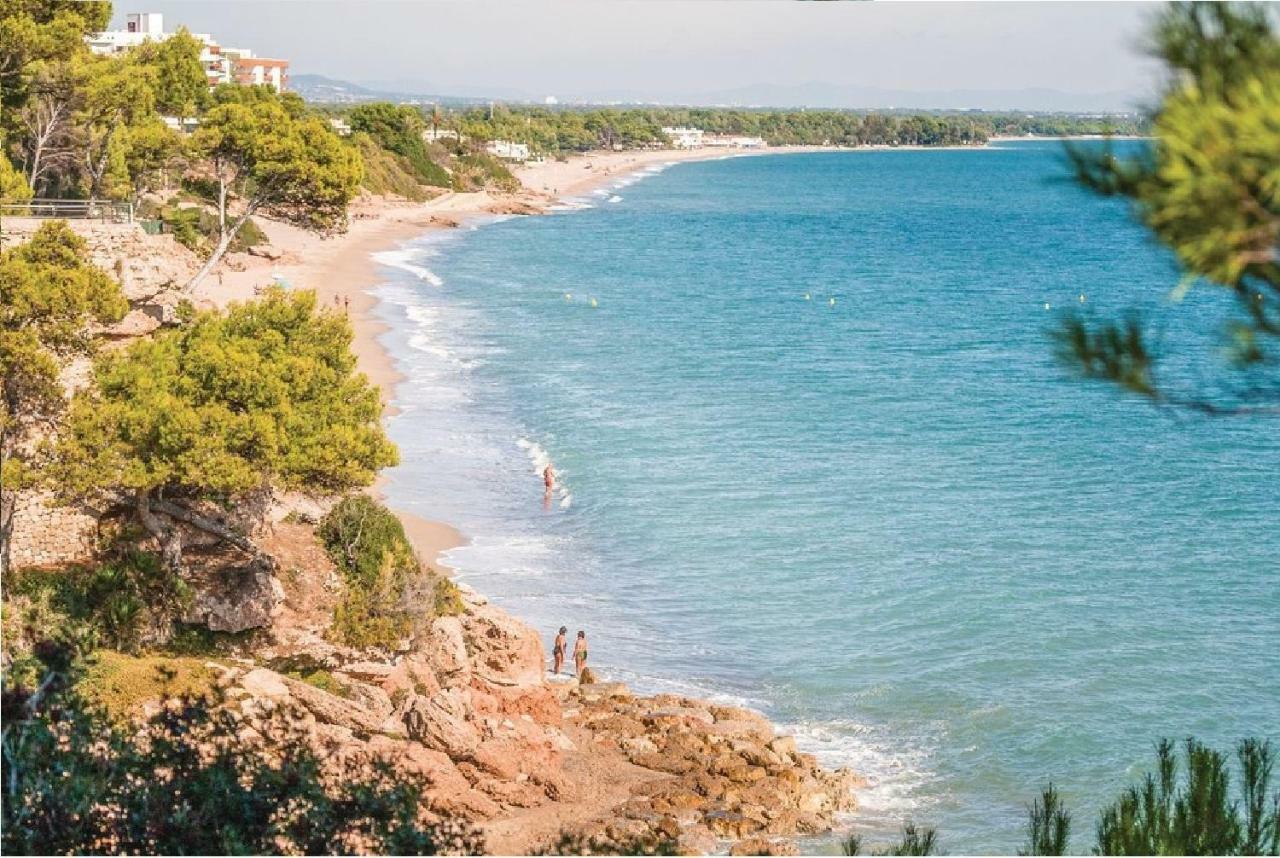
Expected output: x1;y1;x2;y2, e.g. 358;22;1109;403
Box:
1078;293;1086;303
1044;303;1051;310
829;297;836;307
804;293;811;301
564;293;572;300
590;298;598;308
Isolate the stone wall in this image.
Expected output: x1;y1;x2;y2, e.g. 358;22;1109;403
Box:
7;489;103;570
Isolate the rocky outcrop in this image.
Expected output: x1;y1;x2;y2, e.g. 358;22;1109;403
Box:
182;561;285;633
555;684;862;851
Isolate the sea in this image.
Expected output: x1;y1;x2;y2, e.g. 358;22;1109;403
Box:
372;142;1279;853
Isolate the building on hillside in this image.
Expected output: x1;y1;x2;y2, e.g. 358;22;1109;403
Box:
486;140;530;162
423;128;461;143
160;115;200;134
328;118;352;136
704;134;767;149
662;126;704;149
87;12;290;93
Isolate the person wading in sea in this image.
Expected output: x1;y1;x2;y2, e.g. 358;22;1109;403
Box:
552;626;567;675
543;464;555;508
573;630;588;676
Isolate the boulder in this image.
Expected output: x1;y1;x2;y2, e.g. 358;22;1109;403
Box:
184;566;284;633
423;616;469;685
460;598;545;688
403;688;480;757
280;675;390;735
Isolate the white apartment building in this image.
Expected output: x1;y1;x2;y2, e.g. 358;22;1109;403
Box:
486;140;531;162
87;12;289;93
662;126;704;148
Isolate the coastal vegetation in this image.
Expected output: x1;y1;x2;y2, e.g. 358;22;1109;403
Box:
1;643;479;856
349;101;452;189
0;221;127;561
1059;2;1280;414
185;87;363;288
319;103;1147;157
50;288;395;574
319;495;463;650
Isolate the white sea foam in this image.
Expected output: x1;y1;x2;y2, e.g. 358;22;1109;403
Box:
372;248;443;286
786;718;937;824
607;195;623;203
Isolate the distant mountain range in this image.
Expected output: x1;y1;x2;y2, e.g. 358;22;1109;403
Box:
291;73;1145;113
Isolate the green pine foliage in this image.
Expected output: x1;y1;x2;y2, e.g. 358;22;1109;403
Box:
53;288;397;572
1061;2;1280;413
1022;784;1071;856
1;220;126;569
1095;738;1280;856
840;824;939;856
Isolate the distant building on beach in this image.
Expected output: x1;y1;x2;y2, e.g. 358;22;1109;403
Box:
704;134;767;149
662;126;705;149
88;12;290;93
486;140;531;162
423;128;461;143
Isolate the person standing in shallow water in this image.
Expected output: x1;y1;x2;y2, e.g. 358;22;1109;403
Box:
543;464;555;509
552;626;567;675
573;630;588;676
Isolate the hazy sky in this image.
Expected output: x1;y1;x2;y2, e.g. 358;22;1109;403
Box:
117;1;1164;108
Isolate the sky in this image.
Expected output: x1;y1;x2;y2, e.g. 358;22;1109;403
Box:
115;1;1165;110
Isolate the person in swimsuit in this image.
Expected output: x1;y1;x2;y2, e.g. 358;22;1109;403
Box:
573;630;588;676
553;626;567;675
543;464;555;508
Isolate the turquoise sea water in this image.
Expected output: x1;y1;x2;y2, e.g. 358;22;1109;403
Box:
374;143;1279;853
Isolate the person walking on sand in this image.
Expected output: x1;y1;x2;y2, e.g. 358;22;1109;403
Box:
552;626;567;675
573;630;588;676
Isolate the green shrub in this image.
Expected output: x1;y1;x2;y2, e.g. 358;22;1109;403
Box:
433;576;464;617
165;623;259;657
349;103;451;189
351;133;431;201
450;153;519;193
5;551;190;655
2;645;482;855
319;496;418;649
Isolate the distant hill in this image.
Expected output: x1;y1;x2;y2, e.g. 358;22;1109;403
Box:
291;73;1144;114
289;74;488;106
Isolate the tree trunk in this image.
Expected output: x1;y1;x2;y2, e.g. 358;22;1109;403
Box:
186;204;258;291
131;491;273;574
0;486;15;579
136;490;183;574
